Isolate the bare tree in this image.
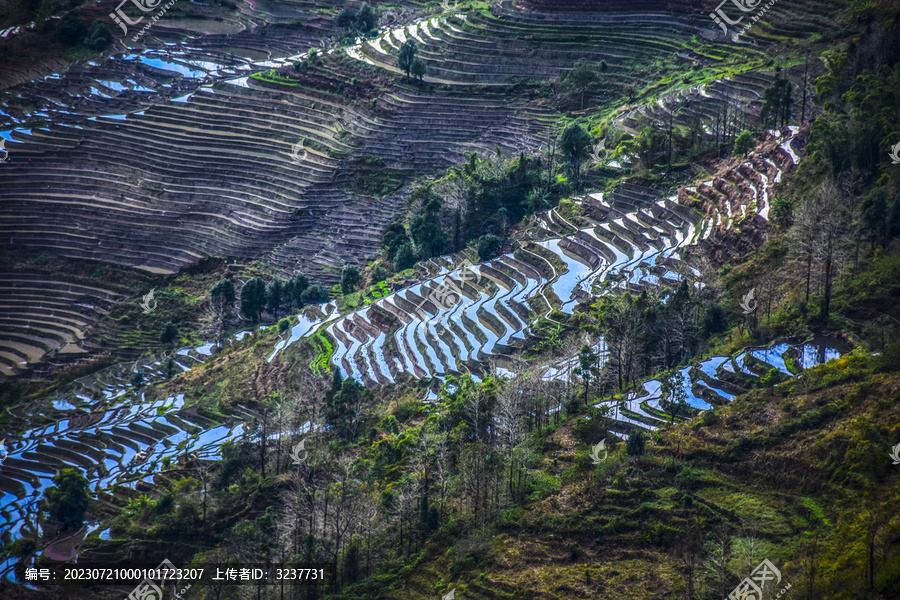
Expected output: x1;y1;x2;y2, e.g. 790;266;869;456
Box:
270;394;302;475
676;518;704;600
813;181;850;322
792;191;819;305
496;373;530;503
600;294;647;390
193;460;216;527
432;428;453;519
799;534;818;600
704;527;733;600
322;454;366;588
792;180;850;319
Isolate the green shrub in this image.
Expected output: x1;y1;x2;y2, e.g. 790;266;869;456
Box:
160;321;178;345
4;538;36;557
599;514;630;534
556;198;580;224
726;436;753;461
341;264;361;294
643;521;678;547
278;318;290;332
45;469;91;529
760;367;784;386
57;13;87;46
86;21;112;50
703;303;728;335
734;130;755;156
477;234;502;260
370;265;390;284
379;414;400;434
155;492;175;515
527;472;561;501
573;450;594;471
393;243;418;271
694;407;719;428
875;340;900;372
573;406;610;443
675;464;701;491
301;283;330;305
626;431;646;456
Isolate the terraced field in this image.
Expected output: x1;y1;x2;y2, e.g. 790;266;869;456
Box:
0;0;885;596
0;334;253;576
267;128;805;391
517;0;845;41
0;124;816;552
0;125;843;579
348;6;746;89
0;271;126;377
1;0;839;379
593;336;846;438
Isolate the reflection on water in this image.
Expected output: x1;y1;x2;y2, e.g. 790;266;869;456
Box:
0;331;255;560
589;336;847;439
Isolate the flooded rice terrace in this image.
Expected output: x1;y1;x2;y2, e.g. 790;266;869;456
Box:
0;333;254;584
0;125;845;583
1;47;307;141
0;12;847;588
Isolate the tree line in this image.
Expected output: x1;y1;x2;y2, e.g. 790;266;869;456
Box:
776;45;900;325
201;273;332;344
378;147;565;275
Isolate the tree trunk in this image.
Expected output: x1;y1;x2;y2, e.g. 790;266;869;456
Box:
801;54;809;123
805;252;812;303
260;412;267;478
822;244;833;322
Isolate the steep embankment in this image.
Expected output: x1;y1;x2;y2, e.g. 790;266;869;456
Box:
357;354;900;600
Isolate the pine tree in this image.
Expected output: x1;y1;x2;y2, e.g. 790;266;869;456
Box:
398;40;418;79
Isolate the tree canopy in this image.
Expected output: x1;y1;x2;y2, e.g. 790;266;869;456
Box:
341;264;362;295
561;59;601;110
411;58;427;83
398;40;419;79
559;122;592;188
240;277;267;321
337;2;379;36
45;468;90;529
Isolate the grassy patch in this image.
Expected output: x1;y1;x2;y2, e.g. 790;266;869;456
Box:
309;330;335;376
351;157;413;197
